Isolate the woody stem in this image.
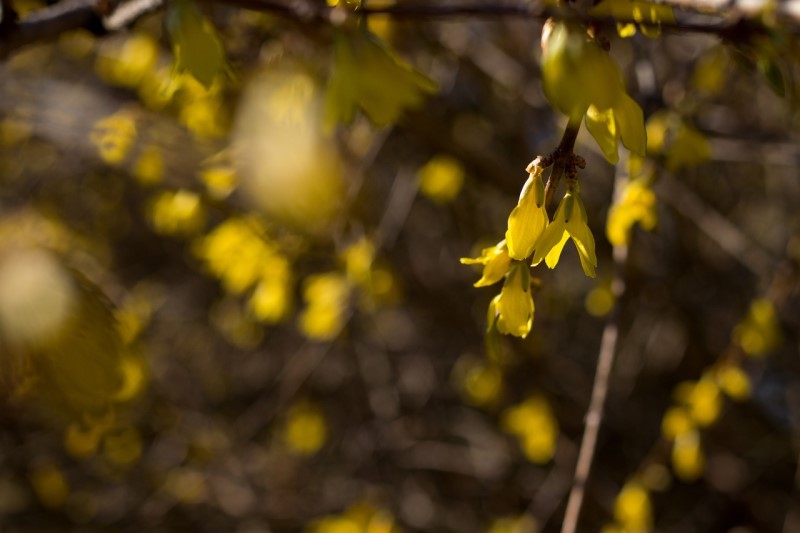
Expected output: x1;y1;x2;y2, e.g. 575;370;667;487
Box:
544;117;582;215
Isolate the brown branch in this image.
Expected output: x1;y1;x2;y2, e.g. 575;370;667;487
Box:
560;161;629;533
543;117;582;214
1;0;794;61
0;0;119;59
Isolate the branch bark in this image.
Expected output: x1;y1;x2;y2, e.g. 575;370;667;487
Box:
1;0;795;61
560;161;629;533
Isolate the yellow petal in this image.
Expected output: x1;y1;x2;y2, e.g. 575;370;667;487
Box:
586;105;619;164
461;242;511;287
544;232;570;270
617;22;637;38
505;173;549;260
496;266;534;338
475;245;511;287
614;93;647;156
531;199;567;267
566;195;598;277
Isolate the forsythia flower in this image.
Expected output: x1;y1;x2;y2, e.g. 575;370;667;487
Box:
541;19;646;164
490;264;534;338
505;166;549;260
614;481;653;533
460;241;511;287
585;94;646;165
606;175;657;246
532;188;597;278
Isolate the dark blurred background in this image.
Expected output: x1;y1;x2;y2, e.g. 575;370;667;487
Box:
0;1;799;532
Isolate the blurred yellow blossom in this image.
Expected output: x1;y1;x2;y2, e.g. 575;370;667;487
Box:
606;176;657;247
692;46;728;95
716;365;751;401
133;145;165;187
341;237;376;288
283;402;327;456
148;189;206;236
585;284;615;317
102;426;143;467
661;406;694;440
95;33;160;88
195;217;289;302
299;273;351;341
665;124;711;171
417;155;465;204
90;111;137;165
200;165;237;200
502;396;558;464
672;430;705;481
163;468;207;504
248;255;293;323
614;480;652;533
733;298;781;357
30;464;69;509
453;356;503;406
111;354;148;402
681;378;722;427
234;65;346;233
64;422;104;458
488;513;538;533
310;500;399;533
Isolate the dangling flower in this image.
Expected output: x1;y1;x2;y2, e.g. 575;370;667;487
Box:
489;263;534;338
505;166;549;260
460;241;511;287
532;187;597;277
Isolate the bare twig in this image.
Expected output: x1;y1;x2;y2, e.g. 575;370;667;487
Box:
656;174;775;278
0;0;120;59
1;0;794;61
542;117;583;214
560;162;629;533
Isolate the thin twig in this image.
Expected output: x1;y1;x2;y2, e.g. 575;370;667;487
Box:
656;174;775;278
560;164;629;533
0;0;791;61
543;117;582;214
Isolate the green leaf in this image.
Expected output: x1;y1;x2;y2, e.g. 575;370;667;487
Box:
325;30;438;129
166;0;227;88
758;55;786;97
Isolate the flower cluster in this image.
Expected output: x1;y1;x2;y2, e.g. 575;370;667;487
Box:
461;161;597;339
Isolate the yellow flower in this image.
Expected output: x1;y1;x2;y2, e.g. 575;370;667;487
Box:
490;263;534;338
606;176;657;246
282;402;327;455
501;396;558;463
540;20;646;163
733;298;781;357
614;481;652;532
585;93;646;165
672;430;705;481
460;241;511;287
298;273;351;341
532;189;597;278
505;167;549;260
417;155;465;204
